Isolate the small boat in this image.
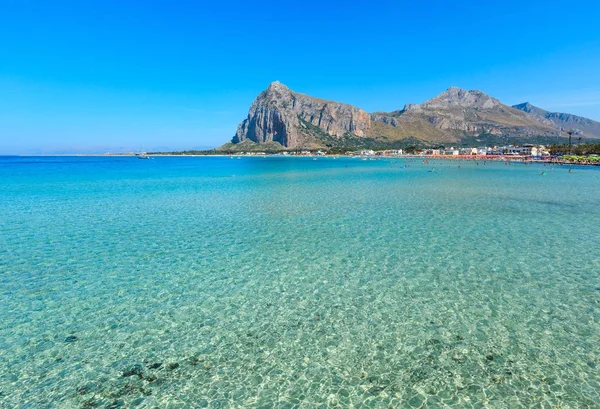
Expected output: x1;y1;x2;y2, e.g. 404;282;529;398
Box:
136;152;149;159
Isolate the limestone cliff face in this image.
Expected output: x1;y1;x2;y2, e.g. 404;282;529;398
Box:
233;81;371;148
226;83;598;150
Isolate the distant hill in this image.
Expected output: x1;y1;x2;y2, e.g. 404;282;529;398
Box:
221;82;599;151
512;102;600;139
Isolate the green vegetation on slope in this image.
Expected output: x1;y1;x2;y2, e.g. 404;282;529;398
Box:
367;120;456;143
298;118;429;151
217;140;286;153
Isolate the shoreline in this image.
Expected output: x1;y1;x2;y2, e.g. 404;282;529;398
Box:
5;153;599;166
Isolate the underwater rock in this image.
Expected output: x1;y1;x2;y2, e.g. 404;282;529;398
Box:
426;339;442;347
113;379;152;398
121;364;144;379
188;353;208;366
166;362;180;371
108;399;124;408
367;385;386;395
147;362;162;370
76;383;95;395
81;398;99;408
367;375;379;384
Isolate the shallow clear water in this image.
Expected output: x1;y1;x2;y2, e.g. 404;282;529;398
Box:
0;156;599;408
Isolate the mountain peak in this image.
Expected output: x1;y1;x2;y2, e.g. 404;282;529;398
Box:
421;87;500;109
512;102;548;116
260;81;293;102
512;102;542;112
266;80;290;92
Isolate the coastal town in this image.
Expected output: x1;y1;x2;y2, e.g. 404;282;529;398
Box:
218;143;600;165
272;144;549;157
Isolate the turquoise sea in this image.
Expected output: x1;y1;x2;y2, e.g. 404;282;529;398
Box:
1;156;599;408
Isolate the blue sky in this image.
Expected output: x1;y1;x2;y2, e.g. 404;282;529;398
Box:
1;0;599;153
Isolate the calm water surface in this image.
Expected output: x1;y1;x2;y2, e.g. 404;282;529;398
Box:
0;156;599;408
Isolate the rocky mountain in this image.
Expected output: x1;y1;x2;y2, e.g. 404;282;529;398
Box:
512;102;600;138
222;82;599;150
231;81;371;149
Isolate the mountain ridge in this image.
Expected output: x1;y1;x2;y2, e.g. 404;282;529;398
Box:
224;82;600;150
512;102;600;137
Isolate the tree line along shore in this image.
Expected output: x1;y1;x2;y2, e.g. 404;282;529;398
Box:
145;142;600;165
